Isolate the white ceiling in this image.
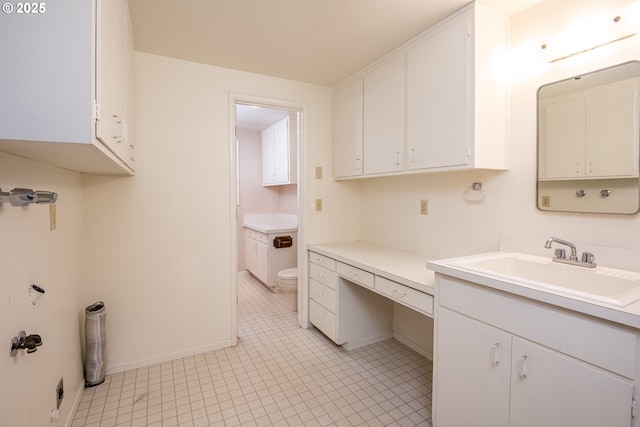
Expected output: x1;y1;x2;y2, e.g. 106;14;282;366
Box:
128;0;542;88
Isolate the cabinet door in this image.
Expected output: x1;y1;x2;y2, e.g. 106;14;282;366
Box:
435;308;511;427
539;97;586;179
256;240;268;284
272;117;290;183
586;83;639;178
333;78;364;178
510;337;633;427
406;9;469;170
245;233;257;274
363;55;405;175
96;0;134;166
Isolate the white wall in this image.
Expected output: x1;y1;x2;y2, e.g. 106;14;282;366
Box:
359;0;640;259
81;52;359;373
0;152;84;427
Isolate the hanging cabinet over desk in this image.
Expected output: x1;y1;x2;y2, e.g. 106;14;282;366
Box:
333;1;508;179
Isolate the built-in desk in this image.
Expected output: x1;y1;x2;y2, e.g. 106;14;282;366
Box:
307;241;435;351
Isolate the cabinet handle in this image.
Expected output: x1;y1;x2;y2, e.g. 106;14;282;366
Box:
589;162;593;174
394;151;401;166
409;147;416;163
518;355;528;380
391;289;406;299
576;163;581;174
491;342;500;367
355;158;361;171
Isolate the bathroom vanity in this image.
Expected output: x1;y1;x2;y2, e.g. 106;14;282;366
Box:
244;214;297;289
428;247;640;427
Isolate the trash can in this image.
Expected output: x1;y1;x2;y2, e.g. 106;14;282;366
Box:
84;301;106;387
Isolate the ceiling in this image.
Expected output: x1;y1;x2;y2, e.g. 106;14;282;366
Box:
128;0;542;88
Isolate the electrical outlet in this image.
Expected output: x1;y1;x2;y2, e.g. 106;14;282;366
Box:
56;377;64;409
420;199;428;215
541;196;551;208
315;199;323;212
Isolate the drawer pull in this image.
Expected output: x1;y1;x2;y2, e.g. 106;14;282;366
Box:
391;289;407;298
491;343;500;367
519;355;528;380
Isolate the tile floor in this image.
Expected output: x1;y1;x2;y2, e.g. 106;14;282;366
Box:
72;274;433;426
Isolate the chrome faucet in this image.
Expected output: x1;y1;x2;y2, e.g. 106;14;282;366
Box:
544;237;596;268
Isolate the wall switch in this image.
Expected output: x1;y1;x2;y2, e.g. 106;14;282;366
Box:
315;199;323;212
541;196;551;208
49;204;57;231
315;166;323;180
420;199;428;215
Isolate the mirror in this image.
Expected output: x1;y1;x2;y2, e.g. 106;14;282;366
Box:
537;61;640;214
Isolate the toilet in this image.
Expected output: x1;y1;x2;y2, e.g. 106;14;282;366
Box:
276;267;298;312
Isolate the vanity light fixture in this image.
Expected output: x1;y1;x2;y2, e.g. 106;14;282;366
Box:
540;1;640;63
0;187;58;207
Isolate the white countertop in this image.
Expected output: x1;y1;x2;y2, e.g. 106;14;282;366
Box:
308;240;435;295
243;213;297;234
428;255;640;330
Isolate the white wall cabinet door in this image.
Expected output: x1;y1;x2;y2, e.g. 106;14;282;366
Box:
96;0;136;168
435;307;511;427
540;97;586;179
262;116;293;186
333;78;364;178
406;8;469;170
363;55;405;175
509;337;633;427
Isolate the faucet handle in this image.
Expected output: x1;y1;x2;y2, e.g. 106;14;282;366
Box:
554;248;566;259
581;252;596;265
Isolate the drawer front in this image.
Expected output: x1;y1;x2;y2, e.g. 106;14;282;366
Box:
337;262;374;288
309;300;337;342
255;232;268;245
310;279;336;313
308;251;337;271
309;262;337;290
246;229;256;240
376;276;434;316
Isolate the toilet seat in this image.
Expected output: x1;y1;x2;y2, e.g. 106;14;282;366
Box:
277;268;298;288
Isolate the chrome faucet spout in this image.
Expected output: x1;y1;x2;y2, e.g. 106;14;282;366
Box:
544;237;596;268
544;237;577;260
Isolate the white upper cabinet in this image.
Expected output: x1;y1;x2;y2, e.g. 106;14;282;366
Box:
539;78;640;180
406;9;469;170
0;0;135;174
332;1;508;179
262;115;296;186
333;78;364;178
363;55;405;175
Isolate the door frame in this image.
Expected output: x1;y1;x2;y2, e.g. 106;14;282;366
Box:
228;93;309;344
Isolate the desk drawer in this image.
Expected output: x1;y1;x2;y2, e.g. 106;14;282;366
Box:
309;251;337;271
310;279;336;312
309;263;336;289
337;262;374;288
310;300;337;341
375;276;434;316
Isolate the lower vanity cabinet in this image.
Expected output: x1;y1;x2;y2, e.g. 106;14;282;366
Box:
435;276;637;427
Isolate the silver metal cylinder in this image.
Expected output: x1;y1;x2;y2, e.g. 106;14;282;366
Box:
84;301;106;387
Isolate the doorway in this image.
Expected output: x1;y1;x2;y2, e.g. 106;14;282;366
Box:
230;96;306;341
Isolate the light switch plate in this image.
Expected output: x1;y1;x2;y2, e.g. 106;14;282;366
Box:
315;167;323;179
315;199;323;211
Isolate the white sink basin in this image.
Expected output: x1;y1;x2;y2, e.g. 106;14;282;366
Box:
448;252;640;307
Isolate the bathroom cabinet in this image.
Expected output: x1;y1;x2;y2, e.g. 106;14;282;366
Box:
245;228;296;288
434;275;636;427
262;115;296;186
332;1;508;179
539;77;640;180
0;0;135;175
